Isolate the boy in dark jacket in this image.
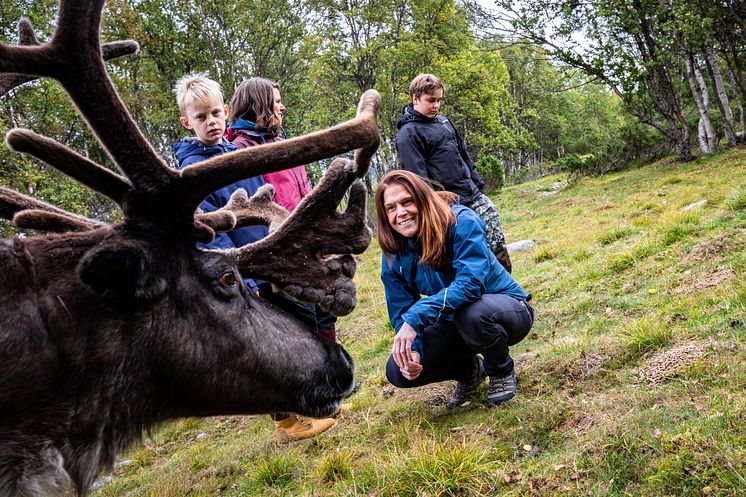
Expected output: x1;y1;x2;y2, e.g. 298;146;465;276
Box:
171;72;267;295
395;73;512;272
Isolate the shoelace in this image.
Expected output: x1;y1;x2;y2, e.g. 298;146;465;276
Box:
488;376;513;394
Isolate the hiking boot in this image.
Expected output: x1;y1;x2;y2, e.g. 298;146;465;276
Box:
274;414;335;444
486;368;517;405
447;357;485;408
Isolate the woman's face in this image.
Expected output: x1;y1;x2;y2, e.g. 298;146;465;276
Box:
272;87;285;127
383;183;419;238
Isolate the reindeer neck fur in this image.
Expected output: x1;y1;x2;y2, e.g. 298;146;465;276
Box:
0;228;178;497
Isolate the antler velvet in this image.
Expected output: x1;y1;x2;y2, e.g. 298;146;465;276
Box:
0;186;103;232
235;158;371;316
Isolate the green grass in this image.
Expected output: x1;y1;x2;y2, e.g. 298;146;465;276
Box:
94;148;746;496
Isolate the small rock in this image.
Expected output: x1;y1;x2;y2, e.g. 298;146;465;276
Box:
91;475;113;491
682;199;707;212
196;432;206;439
507;240;536;253
383;387;395;398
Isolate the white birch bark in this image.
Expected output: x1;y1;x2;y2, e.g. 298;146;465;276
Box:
727;67;746;135
704;45;739;145
685;53;717;154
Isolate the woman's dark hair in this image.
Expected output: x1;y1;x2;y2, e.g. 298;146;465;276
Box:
375;170;457;270
228;77;281;134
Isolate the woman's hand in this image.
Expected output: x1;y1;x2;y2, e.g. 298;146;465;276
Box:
393;322;420;374
400;350;422;380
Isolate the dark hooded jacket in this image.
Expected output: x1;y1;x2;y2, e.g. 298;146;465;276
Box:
172;136;267;294
395;104;484;204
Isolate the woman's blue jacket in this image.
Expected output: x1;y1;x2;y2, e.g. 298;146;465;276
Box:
381;204;528;356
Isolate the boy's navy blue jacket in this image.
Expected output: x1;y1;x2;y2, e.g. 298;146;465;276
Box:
380;204;528;358
395;104;485;204
172;136;268;294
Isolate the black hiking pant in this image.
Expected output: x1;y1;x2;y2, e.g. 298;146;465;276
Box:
386;294;534;387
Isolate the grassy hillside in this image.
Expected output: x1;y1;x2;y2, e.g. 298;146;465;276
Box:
94;150;746;497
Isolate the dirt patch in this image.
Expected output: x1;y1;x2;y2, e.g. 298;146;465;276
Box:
571;352;608;381
561;412;598;436
514;350;541;371
397;381;456;408
685;230;746;263
639;340;713;385
592;204;614;213
672;268;735;295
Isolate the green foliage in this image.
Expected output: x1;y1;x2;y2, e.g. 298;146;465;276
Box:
598;226;636;246
553;153;587;180
730;188;746;211
474;154;504;190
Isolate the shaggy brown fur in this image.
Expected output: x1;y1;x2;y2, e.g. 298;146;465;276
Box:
0;2;381;496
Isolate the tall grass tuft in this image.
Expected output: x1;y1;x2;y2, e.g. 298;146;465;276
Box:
254;453;296;489
623;317;672;356
599;226;636;245
730;188;746;211
378;440;498;497
318;450;353;483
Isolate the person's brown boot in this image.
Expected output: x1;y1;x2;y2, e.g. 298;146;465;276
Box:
494;244;513;273
332;403;352;417
274;415;336;444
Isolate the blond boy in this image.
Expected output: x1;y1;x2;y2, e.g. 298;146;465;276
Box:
170;73;266;287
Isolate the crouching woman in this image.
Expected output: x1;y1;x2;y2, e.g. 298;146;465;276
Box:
376;170;534;406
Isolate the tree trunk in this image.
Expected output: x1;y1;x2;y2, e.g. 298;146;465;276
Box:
629;16;692;161
727;66;746;135
684;52;717;154
704;45;739;145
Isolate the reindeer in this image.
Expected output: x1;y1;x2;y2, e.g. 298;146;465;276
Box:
0;2;381;496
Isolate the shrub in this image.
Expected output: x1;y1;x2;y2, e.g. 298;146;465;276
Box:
553;153;597;181
475;154;505;190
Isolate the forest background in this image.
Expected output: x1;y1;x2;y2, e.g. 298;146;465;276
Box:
1;0;745;229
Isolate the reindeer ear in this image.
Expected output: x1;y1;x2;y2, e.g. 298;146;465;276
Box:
78;244;167;303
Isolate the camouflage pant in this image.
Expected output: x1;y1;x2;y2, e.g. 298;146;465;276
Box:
466;193;506;252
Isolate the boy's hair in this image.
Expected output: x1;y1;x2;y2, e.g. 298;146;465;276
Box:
173;72;224;115
229;77;281;134
375;170;456;270
409;73;444;98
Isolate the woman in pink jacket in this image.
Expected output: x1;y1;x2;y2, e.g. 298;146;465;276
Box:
227;77;311;211
227;77;343;443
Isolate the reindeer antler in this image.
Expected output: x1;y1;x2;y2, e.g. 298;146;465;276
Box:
195;185;289;241
1;1;381;314
0;186;103;232
235;158;371;316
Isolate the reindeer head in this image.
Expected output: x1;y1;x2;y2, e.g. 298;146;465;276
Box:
0;2;380;494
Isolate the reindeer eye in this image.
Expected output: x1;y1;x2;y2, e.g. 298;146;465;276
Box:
219;271;237;287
